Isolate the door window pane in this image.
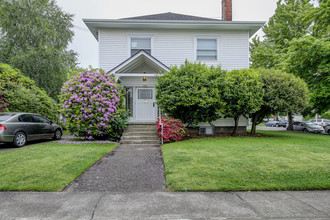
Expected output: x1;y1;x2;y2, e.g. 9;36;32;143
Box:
138;89;153;99
18;115;34;122
125;87;133;117
32;115;49;123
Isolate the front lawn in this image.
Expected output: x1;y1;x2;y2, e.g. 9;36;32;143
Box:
162;131;330;191
0;141;117;191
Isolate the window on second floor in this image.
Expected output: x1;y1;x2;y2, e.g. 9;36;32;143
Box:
131;38;151;56
196;38;218;61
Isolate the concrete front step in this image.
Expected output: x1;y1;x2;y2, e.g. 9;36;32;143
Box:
120;124;160;145
125;126;157;129
121;136;159;141
122;131;158;136
124;128;157;131
119;144;161;147
126;125;157;129
120;140;161;145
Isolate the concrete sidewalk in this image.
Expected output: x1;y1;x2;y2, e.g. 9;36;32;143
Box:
0;191;329;219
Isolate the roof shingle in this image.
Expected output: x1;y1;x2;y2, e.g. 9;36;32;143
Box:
121;12;220;21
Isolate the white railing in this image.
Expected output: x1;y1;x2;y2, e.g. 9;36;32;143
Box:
158;107;164;145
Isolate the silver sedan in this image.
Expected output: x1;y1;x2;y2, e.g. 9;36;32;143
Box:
292;121;324;133
0;112;62;147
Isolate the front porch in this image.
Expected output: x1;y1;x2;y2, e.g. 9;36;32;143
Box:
108;50;169;123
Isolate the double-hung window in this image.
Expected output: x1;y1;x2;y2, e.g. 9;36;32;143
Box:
196;38;218;61
131;38;151;56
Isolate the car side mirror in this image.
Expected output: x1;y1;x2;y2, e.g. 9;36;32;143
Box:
49;121;53;125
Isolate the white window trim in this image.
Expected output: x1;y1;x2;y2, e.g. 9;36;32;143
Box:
127;35;154;57
194;36;220;62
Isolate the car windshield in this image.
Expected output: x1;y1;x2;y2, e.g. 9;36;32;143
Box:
0;113;15;121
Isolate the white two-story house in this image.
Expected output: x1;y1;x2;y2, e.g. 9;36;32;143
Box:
84;0;264;134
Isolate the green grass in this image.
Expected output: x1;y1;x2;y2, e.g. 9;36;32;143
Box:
0;141;117;191
162;131;330;191
257;121;266;126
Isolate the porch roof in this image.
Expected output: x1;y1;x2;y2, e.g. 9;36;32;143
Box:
108;50;170;75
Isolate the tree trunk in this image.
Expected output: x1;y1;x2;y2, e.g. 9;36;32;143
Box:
250;113;258;136
287;112;293;130
232;116;239;136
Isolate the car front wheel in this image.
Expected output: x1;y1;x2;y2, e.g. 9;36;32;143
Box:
303;128;308;132
13;132;27;148
53;129;62;140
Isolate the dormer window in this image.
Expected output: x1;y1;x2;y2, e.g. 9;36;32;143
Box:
196;38;218;61
131;38;151;56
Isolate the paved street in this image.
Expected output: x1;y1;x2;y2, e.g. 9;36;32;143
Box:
0;191;329;219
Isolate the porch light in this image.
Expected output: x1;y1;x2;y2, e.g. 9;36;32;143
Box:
142;72;147;81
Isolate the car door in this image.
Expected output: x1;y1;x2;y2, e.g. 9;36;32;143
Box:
32;115;54;139
18;114;39;140
292;121;298;131
293;122;303;131
297;122;304;131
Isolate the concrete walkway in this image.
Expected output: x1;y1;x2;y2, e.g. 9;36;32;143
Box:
0;191;329;219
65;144;166;192
65;124;165;192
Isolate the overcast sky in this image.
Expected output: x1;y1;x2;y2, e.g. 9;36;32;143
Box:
55;0;279;68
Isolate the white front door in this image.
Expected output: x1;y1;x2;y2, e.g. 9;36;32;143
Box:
136;88;156;121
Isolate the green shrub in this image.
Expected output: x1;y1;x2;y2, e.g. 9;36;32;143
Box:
0;63;58;121
59;70;129;140
0;91;7;112
156;61;225;126
156;116;187;143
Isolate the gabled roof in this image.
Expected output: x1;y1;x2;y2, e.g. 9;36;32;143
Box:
108;50;170;74
121;12;220;21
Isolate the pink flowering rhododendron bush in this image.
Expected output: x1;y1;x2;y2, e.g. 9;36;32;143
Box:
59;70;129;140
156;116;187;143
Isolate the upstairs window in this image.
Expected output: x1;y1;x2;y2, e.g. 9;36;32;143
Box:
196;39;217;61
131;38;151;56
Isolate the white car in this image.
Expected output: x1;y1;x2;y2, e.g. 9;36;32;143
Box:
308;119;330;128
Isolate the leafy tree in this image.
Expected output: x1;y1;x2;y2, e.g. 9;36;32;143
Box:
250;0;314;69
250;69;310;135
310;0;330;38
0;63;58;121
0;0;77;99
282;36;329;114
250;0;328;126
321;111;330;120
222;69;263;136
156;61;225;127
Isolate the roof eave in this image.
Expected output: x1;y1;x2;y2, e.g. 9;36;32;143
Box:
83;19;265;40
